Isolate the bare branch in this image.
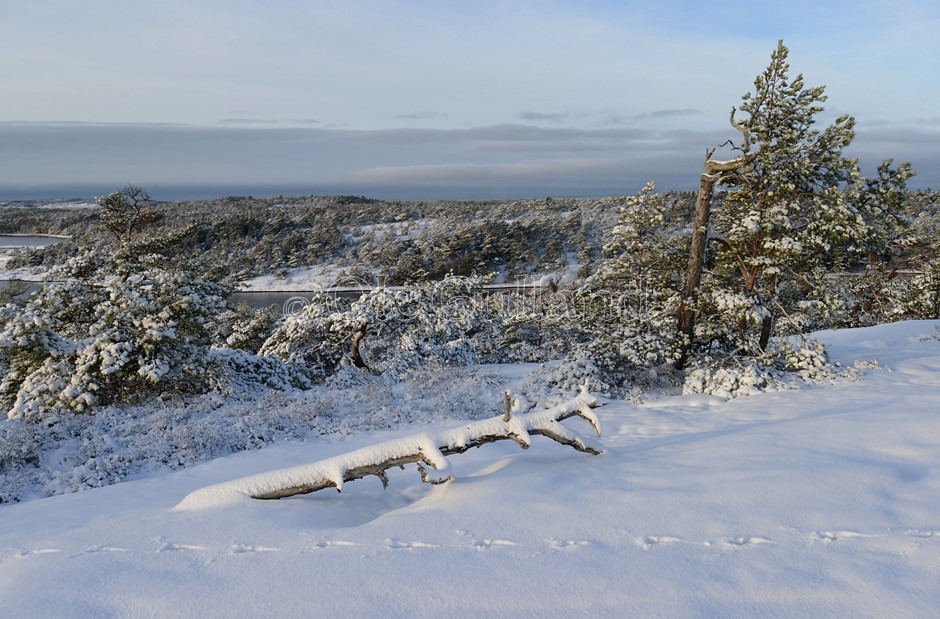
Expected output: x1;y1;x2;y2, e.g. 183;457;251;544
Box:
730;106;751;152
174;390;606;508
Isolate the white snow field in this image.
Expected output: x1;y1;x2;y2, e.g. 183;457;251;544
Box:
2;321;940;617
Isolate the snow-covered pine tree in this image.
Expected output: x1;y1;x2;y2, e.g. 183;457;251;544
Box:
0;186;308;419
0;267;231;419
580;183;685;383
97;185;161;243
688;41;912;357
838;160;917;325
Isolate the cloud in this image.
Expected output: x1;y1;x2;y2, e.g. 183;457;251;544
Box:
345;158;686;191
518;111;570;123
602;109;704;125
348;160;613;184
218;118;321;126
1;121;937;200
648;108;703;118
344;124;658;147
393;111;448;120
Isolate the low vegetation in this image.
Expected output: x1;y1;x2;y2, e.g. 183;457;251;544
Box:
2;41;940;502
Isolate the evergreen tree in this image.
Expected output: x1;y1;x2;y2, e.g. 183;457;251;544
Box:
587;183;685;380
685;41;913;357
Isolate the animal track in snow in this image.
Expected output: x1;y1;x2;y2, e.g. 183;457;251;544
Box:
230;544;281;554
69;545;129;557
454;529;516;551
309;540;362;550
718;536;775;547
815;530;870;542
156;542;209;553
472;538;516;551
636;535;687;549
384;538;440;550
547;538;590;550
13;547;63;558
639;535;775;549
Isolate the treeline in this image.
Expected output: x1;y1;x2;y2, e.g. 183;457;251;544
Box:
0;193;659;284
5;188;938;287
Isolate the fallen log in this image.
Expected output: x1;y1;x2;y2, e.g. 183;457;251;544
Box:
174;389;604;509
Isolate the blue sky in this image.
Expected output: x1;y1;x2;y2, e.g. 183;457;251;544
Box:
2;0;938;200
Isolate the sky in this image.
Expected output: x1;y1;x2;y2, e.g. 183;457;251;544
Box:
2;0;939;200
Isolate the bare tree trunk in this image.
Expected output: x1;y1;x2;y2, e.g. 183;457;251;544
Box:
350;324;369;370
758;314;773;352
174;390;606;502
676;155;748;369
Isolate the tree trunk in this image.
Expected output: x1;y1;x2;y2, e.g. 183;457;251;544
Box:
350;324;369;370
676;156;748;369
171;390;606;504
758;314;773;352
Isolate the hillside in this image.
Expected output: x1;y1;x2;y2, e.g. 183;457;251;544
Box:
1;320;939;617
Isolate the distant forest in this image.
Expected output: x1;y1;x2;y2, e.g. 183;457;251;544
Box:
2;189;939;287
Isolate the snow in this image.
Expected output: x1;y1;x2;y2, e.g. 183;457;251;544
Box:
237;265;350;292
0;261;47;282
3;321;940;617
559;250;582;285
175;390;601;508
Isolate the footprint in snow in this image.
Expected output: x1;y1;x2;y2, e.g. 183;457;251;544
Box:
309;540;362;550
155;538;209;553
68;545;130;557
472;538;516;551
718;536;775;547
547;538;590;550
230;544;281;554
637;535;687;549
13;548;63;558
454;529;516;551
384;538;441;550
815;530;870;542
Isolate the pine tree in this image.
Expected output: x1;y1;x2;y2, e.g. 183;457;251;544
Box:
595;183;684;373
680;41;913;360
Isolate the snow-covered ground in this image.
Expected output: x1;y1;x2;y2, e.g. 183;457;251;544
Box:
2;321;940;617
237;265;351;292
237;263;582;292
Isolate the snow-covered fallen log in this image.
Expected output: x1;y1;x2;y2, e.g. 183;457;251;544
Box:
174;389;604;509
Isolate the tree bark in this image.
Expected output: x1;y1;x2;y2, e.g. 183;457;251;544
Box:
234;391;606;501
676;156;748;369
758;314;773;352
350;324;369;370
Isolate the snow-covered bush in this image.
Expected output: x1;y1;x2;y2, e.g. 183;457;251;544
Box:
515;352;612;410
0;363;513;503
898;261;940;320
257;291;347;379
210;348;311;393
683;358;772;399
682;336;834;399
693;285;773;357
215;302;282;353
0;269;237;419
261;277;503;380
811;259;940;329
481;289;576;364
849;261;940;324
